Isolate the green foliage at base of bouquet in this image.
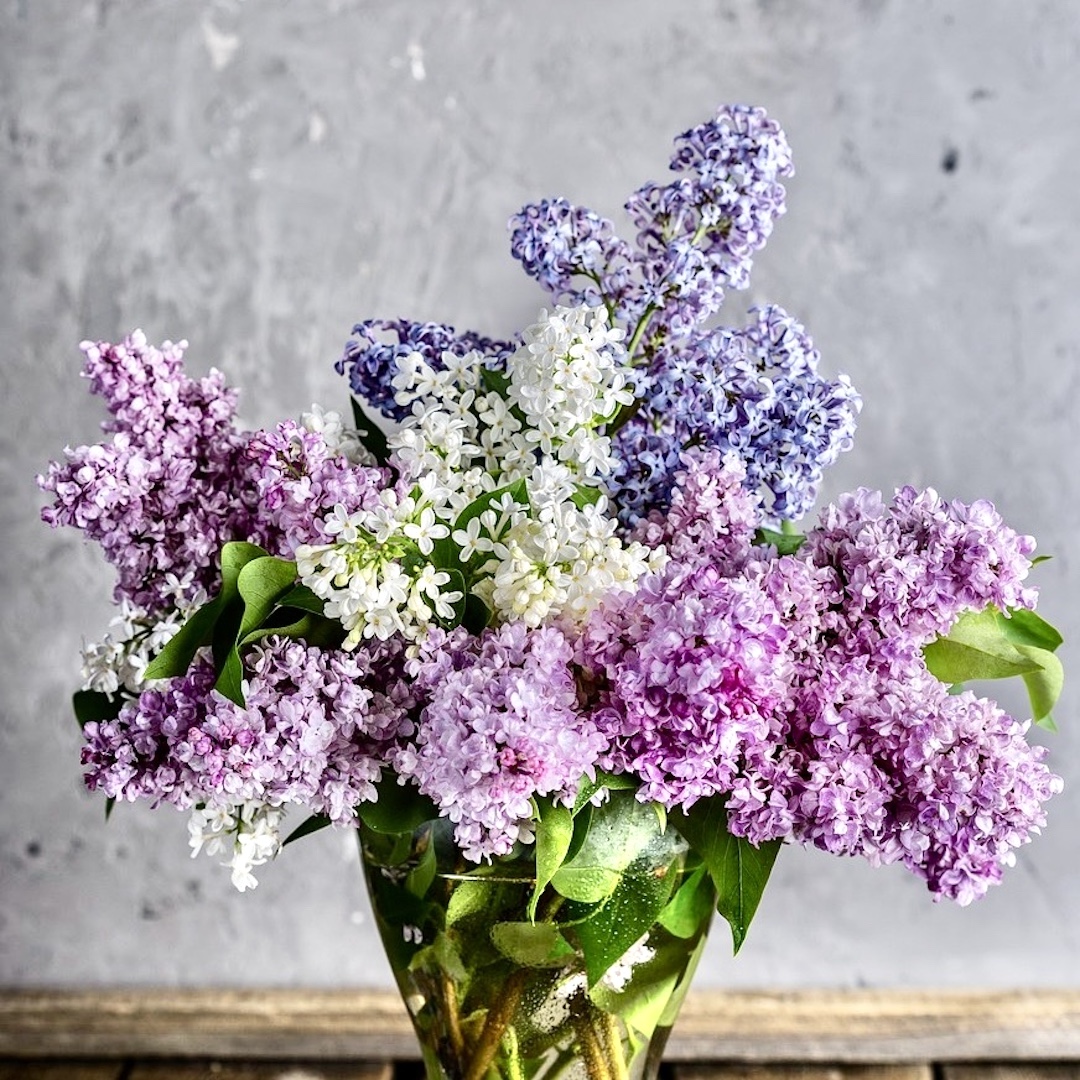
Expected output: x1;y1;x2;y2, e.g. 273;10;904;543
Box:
359;783;719;1080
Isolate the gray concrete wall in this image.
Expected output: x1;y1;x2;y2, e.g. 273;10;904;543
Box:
2;0;1077;988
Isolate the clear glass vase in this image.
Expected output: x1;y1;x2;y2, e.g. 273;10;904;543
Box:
360;796;715;1080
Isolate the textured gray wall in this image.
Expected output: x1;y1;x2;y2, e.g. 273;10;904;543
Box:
3;0;1077;988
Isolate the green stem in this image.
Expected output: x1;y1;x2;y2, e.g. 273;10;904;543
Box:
572;1010;613;1080
462;968;527;1080
441;970;466;1066
600;1011;629;1080
625;303;657;361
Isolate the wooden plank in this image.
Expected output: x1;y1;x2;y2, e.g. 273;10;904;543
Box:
127;1062;394;1080
0;1061;124;1079
669;990;1080;1063
2;989;1080;1063
0;990;414;1061
944;1067;1080;1079
676;1066;932;1079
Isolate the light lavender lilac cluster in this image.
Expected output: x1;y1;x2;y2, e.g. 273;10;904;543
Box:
39;331;264;616
41;103;1061;906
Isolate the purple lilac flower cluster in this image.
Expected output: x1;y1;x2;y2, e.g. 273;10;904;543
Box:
506;108;855;525
612;306;861;524
394;623;608;861
245;420;388;554
582;468;1059;905
508;198;637;319
336;319;513;423
511;106;792;344
82;636;412;823
38;331;266;615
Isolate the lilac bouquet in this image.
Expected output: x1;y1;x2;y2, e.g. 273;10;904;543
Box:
41;105;1064;974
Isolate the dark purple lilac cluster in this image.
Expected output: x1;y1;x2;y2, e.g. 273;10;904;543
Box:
38;331;267;615
611;306;862;523
335;319;513;423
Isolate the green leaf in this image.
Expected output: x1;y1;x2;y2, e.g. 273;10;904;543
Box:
453;478;530;535
350;397;390;466
236;557;300;639
572;769;639;815
528;800;574;920
479;366;511;397
213;556;298;706
359;774;440;835
490;922;576;968
923;606;1042;685
215;650;245;707
273;584;327;616
143;596;224;681
429;533;461;571
588;934;698;1045
409;930;468;985
1000;608;1065;653
573;851;679;987
570;484;604;511
72;690;124;728
552;791;664;904
405;841;437;899
241;611;347;650
754;526;806;556
283;813;333;846
462;594;492;636
657;866;715;939
670;799;780;954
221;541;274;590
1015;644;1065;729
445;879;490;928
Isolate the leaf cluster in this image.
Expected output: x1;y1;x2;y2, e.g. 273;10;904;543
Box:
924;605;1065;730
142;541;345;707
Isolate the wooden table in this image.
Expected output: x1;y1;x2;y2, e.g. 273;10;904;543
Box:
2;989;1079;1079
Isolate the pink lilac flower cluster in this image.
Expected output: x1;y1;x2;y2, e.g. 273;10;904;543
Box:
395;623;608;861
38;331;265;615
82;636;412;823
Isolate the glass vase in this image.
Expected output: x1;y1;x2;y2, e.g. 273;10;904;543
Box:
360;796;715;1080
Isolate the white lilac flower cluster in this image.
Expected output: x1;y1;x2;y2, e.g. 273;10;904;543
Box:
187;802;285;892
294;305;658;646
